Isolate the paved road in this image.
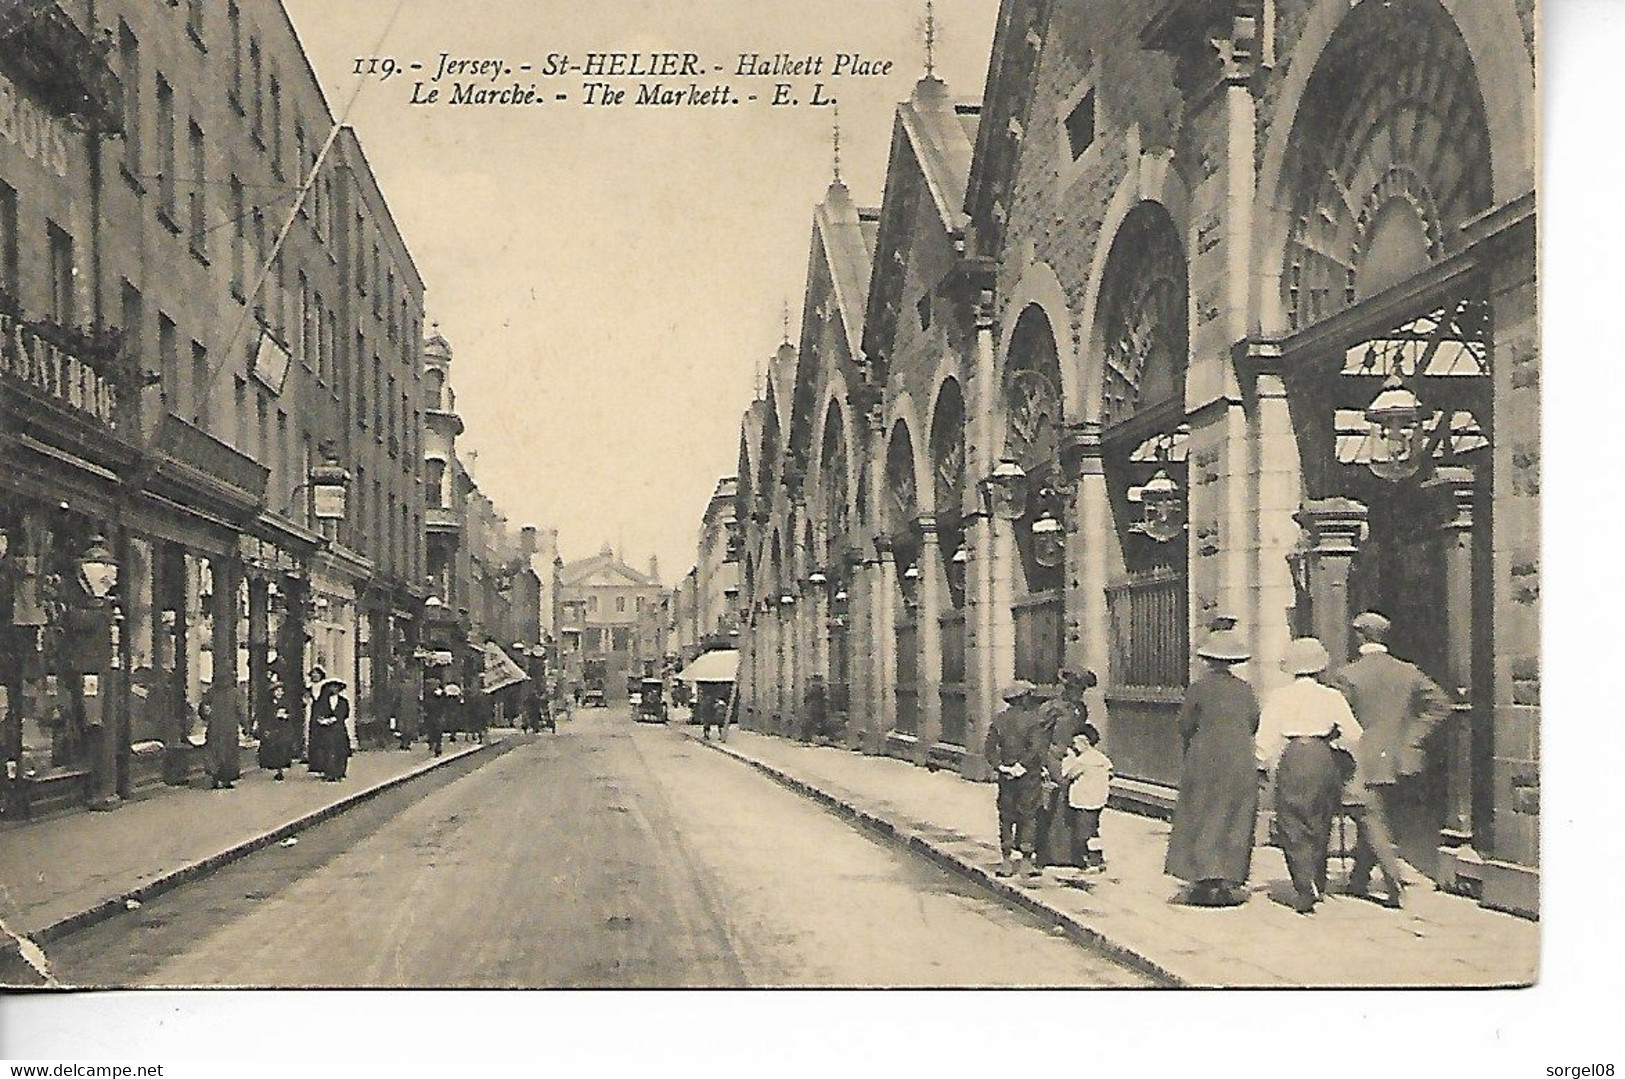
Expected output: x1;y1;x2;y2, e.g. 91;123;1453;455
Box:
48;707;1149;987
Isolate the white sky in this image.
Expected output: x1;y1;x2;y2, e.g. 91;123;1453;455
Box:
279;0;1000;579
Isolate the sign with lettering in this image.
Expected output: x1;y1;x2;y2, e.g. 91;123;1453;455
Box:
251;327;292;393
0;72;70;178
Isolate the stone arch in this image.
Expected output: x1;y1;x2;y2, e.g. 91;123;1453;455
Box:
997;259;1076;418
815;397;854;557
1254;0;1531;337
882;417;922;537
884;392;931;516
1075;151;1193;426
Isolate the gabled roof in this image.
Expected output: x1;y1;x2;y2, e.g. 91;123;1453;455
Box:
559;552;657;588
861;76;982;370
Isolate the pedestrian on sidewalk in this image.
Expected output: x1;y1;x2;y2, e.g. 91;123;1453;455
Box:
1257;638;1363;914
203;698;239;790
309;680;352;782
1165;628;1259;907
302;665;327;768
985;681;1046;883
424;684;446;757
256;705;296;781
1335;611;1451;910
1058;722;1112;873
1036;697;1085;870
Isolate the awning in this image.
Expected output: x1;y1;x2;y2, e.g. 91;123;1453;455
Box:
480;642;529;694
677;649;738;683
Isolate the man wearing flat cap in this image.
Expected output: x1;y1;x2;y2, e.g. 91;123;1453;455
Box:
1334;611;1452;908
984;681;1047;881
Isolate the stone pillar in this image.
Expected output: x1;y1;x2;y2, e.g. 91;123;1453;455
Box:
874;540;898;751
916;516;943;759
1245;353;1303;693
1426;466;1477;857
987;514;1017;700
1063;422;1111;743
854;553;881;753
248;577;271;740
1293;498;1368;671
962;507;994;779
207;558;243;782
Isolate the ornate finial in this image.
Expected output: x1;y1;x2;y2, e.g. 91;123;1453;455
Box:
923;0;938;78
832;104;842;185
781;300;791;345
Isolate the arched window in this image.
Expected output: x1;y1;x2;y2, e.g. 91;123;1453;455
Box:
1099;203;1189;695
1003;306;1064;684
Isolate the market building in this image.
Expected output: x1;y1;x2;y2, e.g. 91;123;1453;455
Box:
728;0;1537;916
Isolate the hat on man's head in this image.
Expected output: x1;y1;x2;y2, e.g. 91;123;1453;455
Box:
1195;629;1251;663
1060;666;1098;689
1351;611;1392;639
1000;680;1037;701
1281;637;1331;677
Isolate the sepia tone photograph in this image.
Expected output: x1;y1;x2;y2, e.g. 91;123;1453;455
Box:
0;0;1566;1034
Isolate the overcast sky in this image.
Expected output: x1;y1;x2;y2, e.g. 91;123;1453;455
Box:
279;0;998;580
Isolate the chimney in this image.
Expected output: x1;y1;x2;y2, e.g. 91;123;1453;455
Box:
520;525;538;558
648;554;660;583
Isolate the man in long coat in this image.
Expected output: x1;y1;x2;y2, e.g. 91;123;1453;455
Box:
1165;629;1260;906
984;681;1047;881
1335;611;1452;908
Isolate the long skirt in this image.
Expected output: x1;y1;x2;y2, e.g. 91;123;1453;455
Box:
1037;787;1085;868
257;721;295;771
1274;738;1343;900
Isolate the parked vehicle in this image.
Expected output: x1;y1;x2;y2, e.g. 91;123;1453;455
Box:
636;678;666;723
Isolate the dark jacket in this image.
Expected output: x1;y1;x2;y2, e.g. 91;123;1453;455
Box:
1334;649;1452;786
1164;669;1261;884
984;703;1047;776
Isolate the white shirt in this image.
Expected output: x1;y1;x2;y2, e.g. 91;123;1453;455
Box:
1060;743;1113;809
1256;676;1363;770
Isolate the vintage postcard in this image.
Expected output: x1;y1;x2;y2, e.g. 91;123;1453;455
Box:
0;0;1556;1042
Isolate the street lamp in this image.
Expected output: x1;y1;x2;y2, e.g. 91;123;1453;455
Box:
1130;469;1185;544
1031;509;1064;567
1364;373;1427;482
78;534;119;600
0;523;10;563
983;459;1028;521
807;569;828;586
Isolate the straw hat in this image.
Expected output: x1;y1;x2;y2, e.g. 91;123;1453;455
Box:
1281;637;1331;677
1195;629;1251;663
1352;611;1391;639
1000;680;1037;702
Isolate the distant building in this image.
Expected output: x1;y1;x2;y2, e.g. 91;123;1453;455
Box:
558;545;663;701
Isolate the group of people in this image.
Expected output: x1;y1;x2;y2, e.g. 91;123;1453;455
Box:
1165;611;1450;914
241;665;353;787
984;666;1114;882
983;610;1449;916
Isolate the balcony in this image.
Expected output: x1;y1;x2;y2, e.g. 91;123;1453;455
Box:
0;1;124;136
426;504;461;534
0;299;129;429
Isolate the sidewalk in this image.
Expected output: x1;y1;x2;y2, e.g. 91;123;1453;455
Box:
692;728;1539;988
0;732;513;950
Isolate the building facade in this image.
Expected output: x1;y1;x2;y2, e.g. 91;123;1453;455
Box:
731;0;1537;917
1;0;436;814
558;545;664;702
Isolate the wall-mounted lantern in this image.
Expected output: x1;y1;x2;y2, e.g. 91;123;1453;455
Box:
1364;373;1427;482
983;458;1028;521
1130;469;1185;543
79;535;119;600
1031;509;1064;567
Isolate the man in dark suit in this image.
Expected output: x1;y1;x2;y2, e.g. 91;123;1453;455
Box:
1334;611;1452;908
984;681;1047;882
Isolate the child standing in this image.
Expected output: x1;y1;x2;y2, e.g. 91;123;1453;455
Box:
1059;723;1112;871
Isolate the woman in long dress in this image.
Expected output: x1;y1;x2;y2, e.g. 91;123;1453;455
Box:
309;680;352;781
256;703;296;781
1164;629;1260;906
